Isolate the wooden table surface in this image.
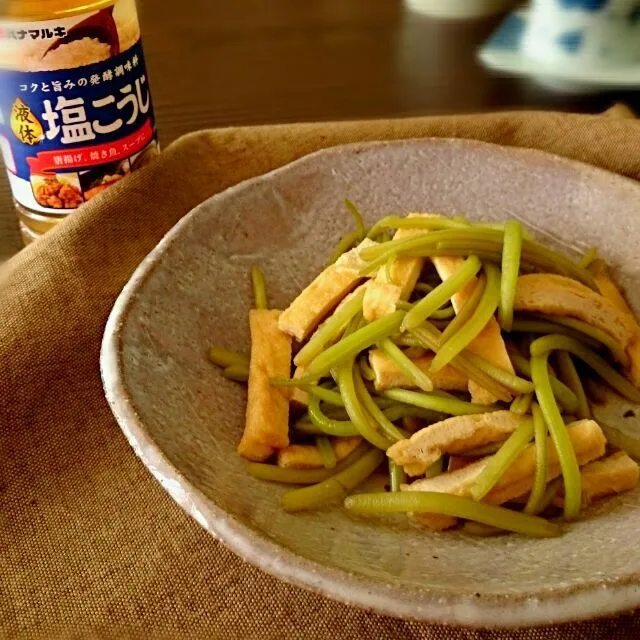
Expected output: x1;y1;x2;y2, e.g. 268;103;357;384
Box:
2;0;639;259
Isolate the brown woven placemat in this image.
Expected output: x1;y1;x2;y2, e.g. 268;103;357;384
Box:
2;106;640;640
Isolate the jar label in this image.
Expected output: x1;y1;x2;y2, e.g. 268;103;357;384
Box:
0;0;158;213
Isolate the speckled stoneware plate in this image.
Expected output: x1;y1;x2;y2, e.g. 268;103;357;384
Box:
101;139;640;628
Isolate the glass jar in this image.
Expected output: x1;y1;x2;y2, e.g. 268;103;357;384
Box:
0;0;159;243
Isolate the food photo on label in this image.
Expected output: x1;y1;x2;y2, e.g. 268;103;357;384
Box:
0;0;158;243
32;172;83;209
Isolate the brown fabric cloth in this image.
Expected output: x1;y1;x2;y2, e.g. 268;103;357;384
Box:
2;107;640;640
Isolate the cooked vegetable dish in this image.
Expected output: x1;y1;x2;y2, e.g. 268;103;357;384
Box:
208;203;640;538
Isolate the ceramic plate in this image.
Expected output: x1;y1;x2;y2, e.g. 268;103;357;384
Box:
101;139;640;628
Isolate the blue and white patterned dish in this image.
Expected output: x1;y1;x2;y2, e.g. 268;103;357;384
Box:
524;0;640;67
479;2;640;89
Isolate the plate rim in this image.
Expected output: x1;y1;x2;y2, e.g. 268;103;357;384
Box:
101;137;640;627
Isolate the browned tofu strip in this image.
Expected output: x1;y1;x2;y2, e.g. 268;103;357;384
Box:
289;281;371;407
375;220;431;300
388;410;524;476
515;273;638;345
237;309;292;461
404;420;606;530
432;255;477;314
292;281;370;368
368;349;468;393
433;254;514;405
515;273;638;352
277;436;363;469
515;273;640;386
629;338;640;390
552;451;639;508
590;260;635;317
400;215;514;404
363;281;402;321
278;239;376;342
290;366;310;409
587;262;640;387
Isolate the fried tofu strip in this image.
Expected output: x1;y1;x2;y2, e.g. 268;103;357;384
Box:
290;281;371;408
290;366;310;409
590;260;635;317
404;420;606;530
278;239;376;342
375;219;431;300
514;273;640;386
627;339;640;388
432;253;514;405
368;349;468;393
400;214;514;405
515;273;637;349
552;451;639;508
588;262;640;387
363;281;402;321
277;437;363;469
365;215;436;318
387;410;524;476
293;281;370;368
237;310;292;461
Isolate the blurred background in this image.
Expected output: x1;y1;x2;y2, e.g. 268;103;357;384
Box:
1;0;639;258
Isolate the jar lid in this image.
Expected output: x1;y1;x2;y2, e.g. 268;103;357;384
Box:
2;0;116;21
